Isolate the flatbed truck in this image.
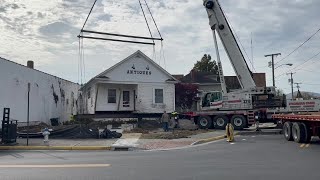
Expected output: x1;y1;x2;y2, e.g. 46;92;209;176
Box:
272;113;320;143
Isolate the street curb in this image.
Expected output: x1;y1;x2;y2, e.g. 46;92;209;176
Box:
192;135;227;145
192;129;283;145
0;146;112;151
236;130;282;136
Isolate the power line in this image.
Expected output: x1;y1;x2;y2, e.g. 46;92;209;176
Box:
276;27;320;64
292;50;320;71
301;82;320;86
276;50;320;78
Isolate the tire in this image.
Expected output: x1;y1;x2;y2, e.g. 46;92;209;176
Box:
231;115;247;130
283;122;293;141
213;115;228;130
292;122;306;143
197;116;212;129
300;123;311;143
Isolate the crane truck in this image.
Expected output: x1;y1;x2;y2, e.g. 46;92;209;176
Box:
182;0;284;130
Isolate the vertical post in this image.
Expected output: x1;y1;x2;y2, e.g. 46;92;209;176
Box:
272;56;275;87
290;73;293;100
265;53;281;87
27;83;30;146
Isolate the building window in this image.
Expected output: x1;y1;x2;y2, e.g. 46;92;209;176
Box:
155;89;163;104
108;89;116;103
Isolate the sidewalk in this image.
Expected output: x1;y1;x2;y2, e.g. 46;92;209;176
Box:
15;138;117;147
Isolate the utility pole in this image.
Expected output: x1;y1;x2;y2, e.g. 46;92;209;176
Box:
265;53;281;87
287;72;296;100
295;83;302;91
27;83;30;146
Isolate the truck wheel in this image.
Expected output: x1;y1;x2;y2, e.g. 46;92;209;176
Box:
213;115;228;130
300;123;311;143
283;122;293;141
231;115;247;130
292;122;306;143
197;116;212;129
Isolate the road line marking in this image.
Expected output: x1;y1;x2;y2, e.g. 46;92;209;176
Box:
300;144;305;148
0;164;111;168
306;144;310;148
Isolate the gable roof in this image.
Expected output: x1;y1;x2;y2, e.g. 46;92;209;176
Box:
181;70;220;84
180;70;267;90
81;50;178;89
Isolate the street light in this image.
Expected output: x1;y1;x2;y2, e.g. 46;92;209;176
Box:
275;63;293;69
268;62;292;87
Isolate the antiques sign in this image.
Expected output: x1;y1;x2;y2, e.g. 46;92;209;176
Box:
127;64;152;75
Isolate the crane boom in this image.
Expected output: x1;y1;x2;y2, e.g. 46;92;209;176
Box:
203;0;256;89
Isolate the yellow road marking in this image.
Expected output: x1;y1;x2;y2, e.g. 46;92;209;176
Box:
300;144;305;148
306;144;310;148
0;164;111;168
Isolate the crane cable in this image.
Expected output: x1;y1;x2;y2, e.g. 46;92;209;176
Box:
78;36;82;84
78;32;86;85
78;0;97;85
141;0;166;67
220;7;256;72
143;0;165;66
138;0;157;63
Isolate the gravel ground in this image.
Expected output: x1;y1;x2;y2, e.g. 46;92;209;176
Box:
136;130;227;150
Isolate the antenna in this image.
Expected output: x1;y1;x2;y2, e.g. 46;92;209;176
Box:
251;32;254;71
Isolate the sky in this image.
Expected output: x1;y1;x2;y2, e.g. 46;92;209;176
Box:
1;0;320;94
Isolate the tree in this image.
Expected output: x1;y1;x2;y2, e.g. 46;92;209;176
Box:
301;92;318;100
193;54;218;74
175;83;199;112
275;88;284;97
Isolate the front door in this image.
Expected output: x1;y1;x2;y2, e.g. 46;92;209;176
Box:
122;91;131;109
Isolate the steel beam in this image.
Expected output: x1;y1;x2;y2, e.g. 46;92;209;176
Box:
78;35;155;45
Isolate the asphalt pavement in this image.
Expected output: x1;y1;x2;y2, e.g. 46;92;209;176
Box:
0;134;319;180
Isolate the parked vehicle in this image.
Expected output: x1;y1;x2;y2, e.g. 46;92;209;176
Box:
272;113;320;143
182;0;284;130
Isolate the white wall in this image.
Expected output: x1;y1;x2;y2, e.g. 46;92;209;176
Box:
136;83;175;113
0;58;80;127
103;53;172;84
82;84;97;114
95;84;137;112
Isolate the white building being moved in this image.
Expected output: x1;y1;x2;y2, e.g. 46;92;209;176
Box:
0;57;80;127
80;50;178;116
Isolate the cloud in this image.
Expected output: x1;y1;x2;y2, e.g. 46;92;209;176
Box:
0;0;319;93
39;21;78;37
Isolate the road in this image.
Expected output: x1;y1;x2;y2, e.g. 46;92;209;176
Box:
0;135;319;180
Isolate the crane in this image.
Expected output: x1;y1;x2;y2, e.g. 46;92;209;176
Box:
200;0;282;110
